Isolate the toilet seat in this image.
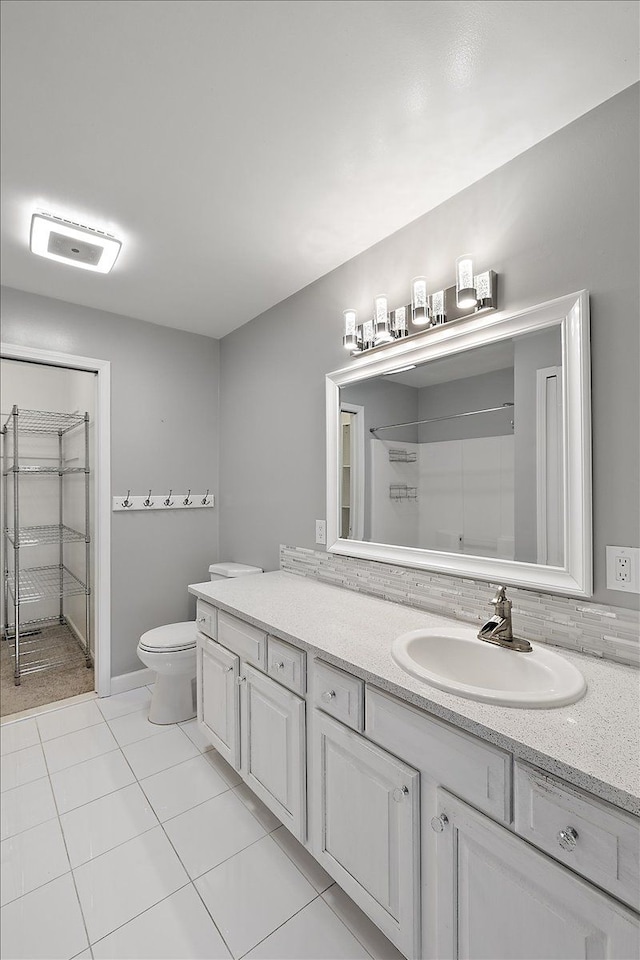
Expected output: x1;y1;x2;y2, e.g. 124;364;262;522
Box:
138;621;197;654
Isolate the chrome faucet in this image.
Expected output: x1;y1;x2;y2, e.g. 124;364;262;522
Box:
478;586;532;653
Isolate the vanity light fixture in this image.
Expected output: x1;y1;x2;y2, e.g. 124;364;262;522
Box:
411;277;430;326
342;309;358;350
455;255;477;308
30;212;122;273
341;256;497;355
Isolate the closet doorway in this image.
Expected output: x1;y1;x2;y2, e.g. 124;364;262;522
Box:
0;345;111;717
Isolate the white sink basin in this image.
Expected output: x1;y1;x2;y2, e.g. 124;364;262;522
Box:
391;625;586;708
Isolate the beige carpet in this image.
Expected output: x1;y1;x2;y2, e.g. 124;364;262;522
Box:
1;624;94;718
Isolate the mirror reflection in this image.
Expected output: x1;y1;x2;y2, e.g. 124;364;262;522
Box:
339;325;564;566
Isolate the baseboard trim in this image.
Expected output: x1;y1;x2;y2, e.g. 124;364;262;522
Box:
109;668;155;696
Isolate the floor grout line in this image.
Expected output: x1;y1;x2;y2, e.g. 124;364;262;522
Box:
236;892;322;960
37;724;92;954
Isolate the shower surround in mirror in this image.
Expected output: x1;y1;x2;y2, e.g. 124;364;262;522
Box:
280;546;639;668
370;436;515;559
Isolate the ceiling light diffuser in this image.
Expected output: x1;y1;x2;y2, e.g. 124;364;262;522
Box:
30;213;122;273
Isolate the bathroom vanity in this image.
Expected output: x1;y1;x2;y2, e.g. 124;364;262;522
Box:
189;571;639;960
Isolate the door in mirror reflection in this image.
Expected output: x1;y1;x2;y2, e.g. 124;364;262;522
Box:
339;326;564;567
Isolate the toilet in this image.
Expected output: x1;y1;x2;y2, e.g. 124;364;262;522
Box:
137;561;263;724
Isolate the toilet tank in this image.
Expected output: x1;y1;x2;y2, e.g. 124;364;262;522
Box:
209;562;263;582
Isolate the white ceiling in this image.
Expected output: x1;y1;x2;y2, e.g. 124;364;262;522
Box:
1;1;638;339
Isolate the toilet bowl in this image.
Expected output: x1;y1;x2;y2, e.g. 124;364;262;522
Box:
137;622;198;724
137;561;263;725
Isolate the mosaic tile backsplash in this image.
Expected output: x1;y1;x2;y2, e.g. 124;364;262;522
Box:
280;545;640;667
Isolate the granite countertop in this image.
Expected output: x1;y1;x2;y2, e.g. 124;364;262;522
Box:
189;571;640;816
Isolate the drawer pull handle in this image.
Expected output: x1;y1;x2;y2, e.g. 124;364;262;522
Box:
557;827;578;852
275;661;285;670
430;814;449;833
197;617;206;624
392;786;409;802
321;690;336;702
236;676;247;685
224;666;233;673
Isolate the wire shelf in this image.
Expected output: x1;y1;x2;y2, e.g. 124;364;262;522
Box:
6;525;85;547
7;565;87;603
4;623;91;676
2;465;87;476
2;408;86;435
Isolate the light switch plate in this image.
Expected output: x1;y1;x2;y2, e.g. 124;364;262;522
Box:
606;546;640;593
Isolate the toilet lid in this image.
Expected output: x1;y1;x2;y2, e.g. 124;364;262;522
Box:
139;621;197;653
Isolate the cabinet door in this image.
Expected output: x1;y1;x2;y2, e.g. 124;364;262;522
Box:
434;789;640;960
197;634;240;769
312;711;420;959
240;664;306;840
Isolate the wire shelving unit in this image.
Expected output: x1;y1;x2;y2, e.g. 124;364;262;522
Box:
1;406;92;683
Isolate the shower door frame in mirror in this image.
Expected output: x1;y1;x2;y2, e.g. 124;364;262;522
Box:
326;290;592;597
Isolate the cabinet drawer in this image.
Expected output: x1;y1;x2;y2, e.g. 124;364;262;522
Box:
514;762;640;910
267;636;306;695
196;599;217;640
366;687;511;823
312;660;364;732
218;611;266;669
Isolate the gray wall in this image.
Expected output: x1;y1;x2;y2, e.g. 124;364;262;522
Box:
219;84;640;609
417;369;514;443
1;287;220;675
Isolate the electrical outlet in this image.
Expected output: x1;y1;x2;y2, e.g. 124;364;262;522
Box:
315;520;327;545
616;557;630;583
606;546;640;593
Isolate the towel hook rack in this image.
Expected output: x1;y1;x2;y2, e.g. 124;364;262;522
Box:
163;489;174;506
183;489;192;506
143;489;154;507
122;490;133;508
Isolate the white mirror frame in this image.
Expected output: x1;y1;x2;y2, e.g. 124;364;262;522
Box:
326;290;592;597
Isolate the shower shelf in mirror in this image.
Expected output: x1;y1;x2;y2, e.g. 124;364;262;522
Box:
389;484;418;500
389;449;417;462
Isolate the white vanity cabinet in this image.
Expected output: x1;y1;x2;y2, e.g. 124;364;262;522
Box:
434;789;639;960
240;663;306;840
196;610;307;839
311;710;421;959
197;633;240;768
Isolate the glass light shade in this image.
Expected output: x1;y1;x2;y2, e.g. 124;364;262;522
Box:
411;277;429;325
343;309;357;336
475;271;493;308
393;306;407;336
431;289;446;324
456;255;477;308
374;295;391;342
362;320;374;345
374;295;388;325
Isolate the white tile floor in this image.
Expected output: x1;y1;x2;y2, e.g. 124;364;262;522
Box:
0;687;404;960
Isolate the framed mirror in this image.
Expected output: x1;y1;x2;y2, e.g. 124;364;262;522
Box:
326;291;592;596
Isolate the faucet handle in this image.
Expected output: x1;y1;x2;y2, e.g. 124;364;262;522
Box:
491;585;508;606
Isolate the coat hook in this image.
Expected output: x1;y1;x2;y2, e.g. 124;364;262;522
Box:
143;489;154;507
201;489;210;505
183;489;192;506
164;489;174;506
123;490;133;508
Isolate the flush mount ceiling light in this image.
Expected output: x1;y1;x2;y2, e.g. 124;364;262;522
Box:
341;256;498;355
30;213;122;273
